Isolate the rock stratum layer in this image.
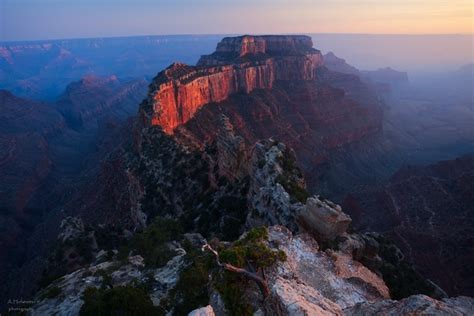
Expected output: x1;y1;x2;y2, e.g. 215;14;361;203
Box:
145;35;324;134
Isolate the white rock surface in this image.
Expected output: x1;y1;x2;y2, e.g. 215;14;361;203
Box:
30;249;187;315
266;226;389;314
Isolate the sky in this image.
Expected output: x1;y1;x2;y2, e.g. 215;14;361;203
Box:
1;0;473;41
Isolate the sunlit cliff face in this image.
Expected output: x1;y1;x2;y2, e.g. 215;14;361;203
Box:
148;35;324;134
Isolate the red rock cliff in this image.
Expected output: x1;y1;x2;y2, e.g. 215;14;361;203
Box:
145;35;323;134
209;35;316;60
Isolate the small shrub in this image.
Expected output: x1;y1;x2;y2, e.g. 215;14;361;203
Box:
217;227;286;315
275;148;310;203
162;241;213;315
117;246;130;262
96;269;113;289
214;273;254;316
276;174;310;203
129;217;182;268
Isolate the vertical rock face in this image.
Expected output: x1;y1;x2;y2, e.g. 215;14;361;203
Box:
145;35;324;134
208;35;316;60
215;115;248;181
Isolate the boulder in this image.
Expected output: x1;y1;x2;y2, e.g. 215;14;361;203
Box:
298;197;351;240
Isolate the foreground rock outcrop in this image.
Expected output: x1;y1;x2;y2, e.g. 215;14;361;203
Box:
30;125;473;315
246;137;351;241
265;226;390;315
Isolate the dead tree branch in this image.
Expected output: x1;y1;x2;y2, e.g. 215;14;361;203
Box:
202;243;270;298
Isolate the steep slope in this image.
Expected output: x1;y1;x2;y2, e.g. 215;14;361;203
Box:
28;114;472;315
343;155;474;296
56;75;147;130
0;90;66;269
0;77;147;309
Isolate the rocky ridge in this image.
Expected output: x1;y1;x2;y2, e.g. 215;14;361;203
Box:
30;114;473;315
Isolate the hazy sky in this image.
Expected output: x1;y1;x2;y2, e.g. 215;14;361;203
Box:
1;0;473;41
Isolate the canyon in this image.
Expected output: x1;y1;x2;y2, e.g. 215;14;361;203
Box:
140;34;473;300
0;34;472;315
0;76;147;307
0;35;220;100
343;155;474;296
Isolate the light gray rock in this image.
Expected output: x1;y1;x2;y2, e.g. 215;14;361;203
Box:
30;261;113;316
265;226;389;315
58;216;85;243
247;140;351;241
128;254;145;267
247;140;304;231
150;247;187;305
30;249;187;315
269;276;343;315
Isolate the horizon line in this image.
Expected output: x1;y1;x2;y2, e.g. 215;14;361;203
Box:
1;32;473;44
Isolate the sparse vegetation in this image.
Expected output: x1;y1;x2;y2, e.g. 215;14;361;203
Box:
276;174;310;203
129;217;183;268
161;240;213;315
275;148;310;203
213;227;287;315
96;269;113;289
